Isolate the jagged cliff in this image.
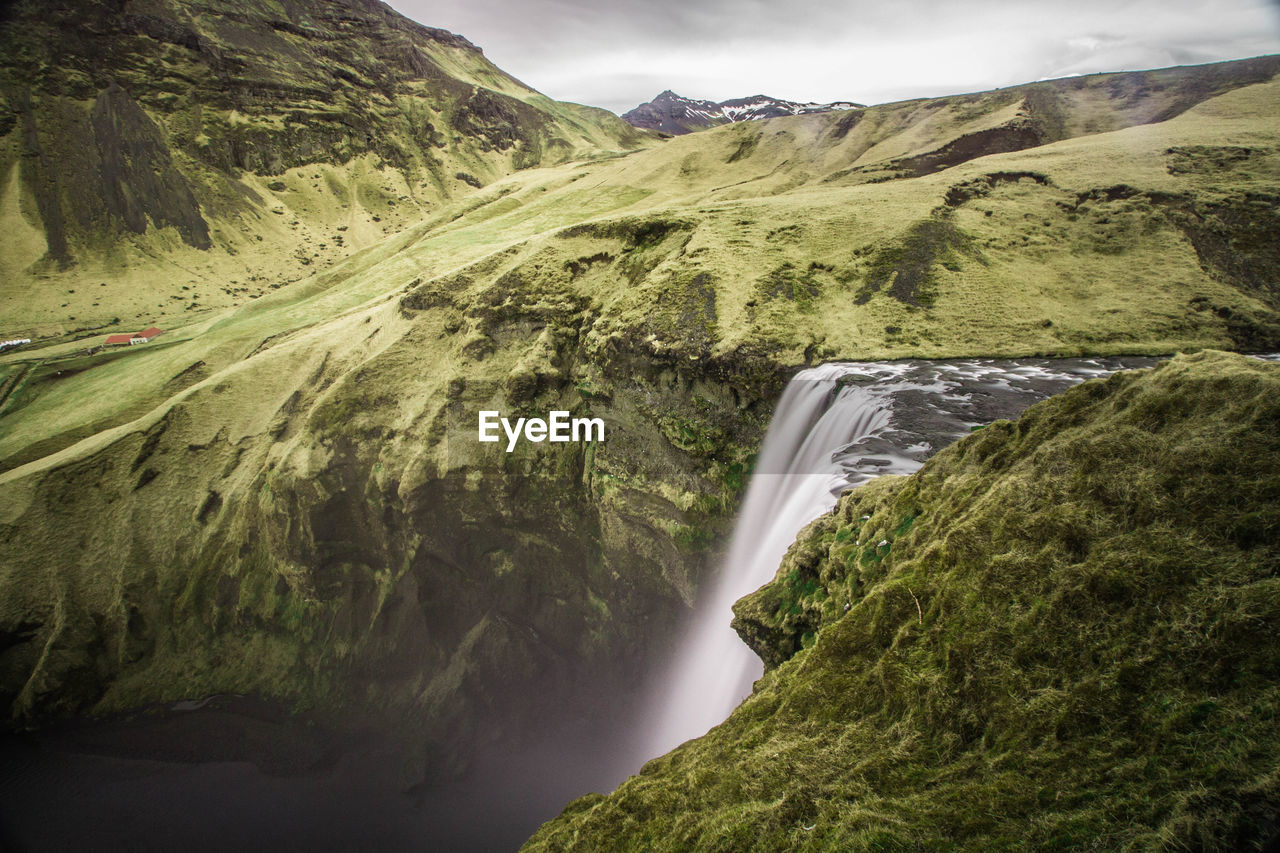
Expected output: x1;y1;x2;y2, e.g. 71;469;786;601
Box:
525;350;1280;851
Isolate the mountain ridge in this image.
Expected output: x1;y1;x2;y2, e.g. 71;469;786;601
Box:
622;89;862;135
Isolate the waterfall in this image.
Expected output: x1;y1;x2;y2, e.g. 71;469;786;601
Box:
640;364;900;758
637;356;1161;762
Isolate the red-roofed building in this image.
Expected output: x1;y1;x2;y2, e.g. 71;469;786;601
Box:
104;327;164;347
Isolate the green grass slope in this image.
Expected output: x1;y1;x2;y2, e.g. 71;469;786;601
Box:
0;191;772;782
0;0;647;337
525;351;1280;851
4;56;1278;473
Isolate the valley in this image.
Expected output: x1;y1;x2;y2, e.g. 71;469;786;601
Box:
0;0;1278;848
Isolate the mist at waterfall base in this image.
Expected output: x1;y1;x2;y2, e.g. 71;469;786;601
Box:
0;684;641;852
0;357;1163;852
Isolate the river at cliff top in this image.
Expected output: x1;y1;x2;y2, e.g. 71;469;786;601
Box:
0;355;1184;852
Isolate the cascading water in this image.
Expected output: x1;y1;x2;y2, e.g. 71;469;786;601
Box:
640;365;894;756
639;356;1161;761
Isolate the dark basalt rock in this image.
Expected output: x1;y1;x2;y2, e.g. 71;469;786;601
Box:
91;84;212;249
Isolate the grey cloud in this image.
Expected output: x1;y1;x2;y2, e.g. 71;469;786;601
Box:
389;0;1280;114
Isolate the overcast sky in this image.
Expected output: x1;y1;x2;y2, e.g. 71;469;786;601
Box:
384;0;1280;114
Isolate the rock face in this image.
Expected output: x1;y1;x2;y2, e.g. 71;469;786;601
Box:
622;90;862;135
526;351;1280;851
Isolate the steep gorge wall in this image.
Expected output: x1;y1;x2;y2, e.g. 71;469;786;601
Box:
0;221;786;781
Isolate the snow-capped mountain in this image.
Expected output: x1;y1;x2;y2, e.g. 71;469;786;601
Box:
622;90;862;135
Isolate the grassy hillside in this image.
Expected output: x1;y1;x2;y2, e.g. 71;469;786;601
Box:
525;351;1280;851
0;53;1278;788
0;0;647;338
5;59;1279;472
